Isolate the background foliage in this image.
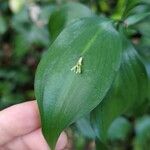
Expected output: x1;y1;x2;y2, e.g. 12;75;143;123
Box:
0;0;53;109
0;0;150;149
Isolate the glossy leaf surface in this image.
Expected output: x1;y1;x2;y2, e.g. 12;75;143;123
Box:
35;17;122;149
91;37;148;142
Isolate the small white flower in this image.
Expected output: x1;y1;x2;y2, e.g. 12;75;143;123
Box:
71;57;83;74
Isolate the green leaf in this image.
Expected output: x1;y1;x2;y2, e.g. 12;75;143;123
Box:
141;0;150;4
0;15;7;35
145;62;150;100
48;2;94;40
91;36;148;142
76;115;96;139
108;117;133;142
35;17;122;149
135;21;150;37
134;116;150;150
124;0;150;19
125;12;150;26
125;0;142;15
112;0;146;20
111;0;127;21
13;34;30;57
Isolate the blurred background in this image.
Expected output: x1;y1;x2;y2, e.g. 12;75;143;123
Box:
0;0;56;109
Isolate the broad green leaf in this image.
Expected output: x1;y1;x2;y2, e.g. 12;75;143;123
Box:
35;17;122;149
134;116;150;150
91;36;148;142
48;2;94;40
125;12;150;26
133;61;150;114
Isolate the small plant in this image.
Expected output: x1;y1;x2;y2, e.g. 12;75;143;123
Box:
34;1;150;150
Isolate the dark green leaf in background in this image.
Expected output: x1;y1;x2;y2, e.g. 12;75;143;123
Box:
111;0;149;21
76;115;96;139
124;0;143;17
108;117;133;142
134;116;150;150
96;140;108;150
48;2;94;41
125;12;150;26
0;15;7;35
35;17;122;149
13;34;30;57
